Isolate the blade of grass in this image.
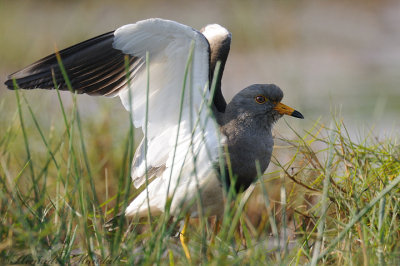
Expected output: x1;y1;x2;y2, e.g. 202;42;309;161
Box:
317;173;400;261
13;83;38;204
311;124;336;265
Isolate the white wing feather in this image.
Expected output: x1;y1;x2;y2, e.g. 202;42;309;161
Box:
113;19;221;217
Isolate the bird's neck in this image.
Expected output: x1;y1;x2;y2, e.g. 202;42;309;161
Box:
221;112;273;154
222;111;273;131
219;112;274;192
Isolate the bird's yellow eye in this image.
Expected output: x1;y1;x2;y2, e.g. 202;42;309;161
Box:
255;95;267;104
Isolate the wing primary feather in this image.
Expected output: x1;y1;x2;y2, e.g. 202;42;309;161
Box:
4;31;134;97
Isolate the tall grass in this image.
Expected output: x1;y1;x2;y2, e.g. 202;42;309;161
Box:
1;96;400;264
1;66;400;264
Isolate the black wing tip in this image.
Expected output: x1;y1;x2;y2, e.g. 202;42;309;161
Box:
4;77;16;90
4;76;41;91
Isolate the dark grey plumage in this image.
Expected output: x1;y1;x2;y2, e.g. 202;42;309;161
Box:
218;84;285;191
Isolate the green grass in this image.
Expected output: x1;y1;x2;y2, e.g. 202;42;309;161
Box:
1;55;400;264
1;88;399;264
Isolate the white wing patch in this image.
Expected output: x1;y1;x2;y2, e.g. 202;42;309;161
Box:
113;19;222;217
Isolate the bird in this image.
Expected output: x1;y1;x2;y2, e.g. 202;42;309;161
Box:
4;18;303;258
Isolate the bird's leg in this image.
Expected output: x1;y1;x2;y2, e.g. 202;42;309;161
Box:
239;219;247;249
210;216;221;244
180;214;191;261
207;216;221;259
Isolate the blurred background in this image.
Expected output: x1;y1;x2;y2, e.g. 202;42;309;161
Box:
1;0;399;137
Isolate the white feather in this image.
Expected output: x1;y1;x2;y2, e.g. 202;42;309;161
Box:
113;19;223;217
201;24;230;43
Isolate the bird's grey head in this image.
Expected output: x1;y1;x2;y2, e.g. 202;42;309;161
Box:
224;84;303;126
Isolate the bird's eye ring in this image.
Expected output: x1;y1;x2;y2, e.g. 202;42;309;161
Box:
255;95;267;104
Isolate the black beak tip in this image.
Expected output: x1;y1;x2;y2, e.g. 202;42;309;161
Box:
291;110;304;119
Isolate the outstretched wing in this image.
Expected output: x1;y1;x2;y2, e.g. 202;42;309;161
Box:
201;24;232;113
5;18;223;216
115;19;221;216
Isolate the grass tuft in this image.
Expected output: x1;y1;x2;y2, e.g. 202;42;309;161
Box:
2;92;399;264
1;68;399;265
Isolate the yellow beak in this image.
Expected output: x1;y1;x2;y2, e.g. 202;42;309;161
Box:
273;102;304;119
